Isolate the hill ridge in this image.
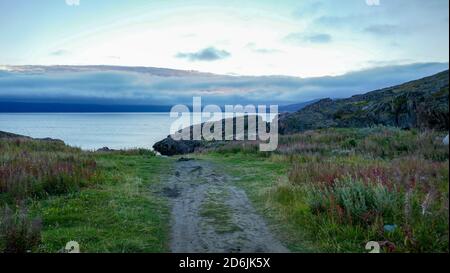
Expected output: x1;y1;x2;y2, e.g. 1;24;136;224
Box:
279;70;449;134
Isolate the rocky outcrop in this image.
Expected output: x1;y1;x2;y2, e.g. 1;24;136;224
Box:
153;115;269;156
96;147;117;152
279;70;449;134
153;136;202;156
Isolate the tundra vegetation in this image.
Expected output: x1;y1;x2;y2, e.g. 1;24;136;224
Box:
1;126;448;253
0;136;171;253
197;127;449;252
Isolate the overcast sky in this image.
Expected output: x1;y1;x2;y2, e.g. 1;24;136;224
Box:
0;62;447;105
0;0;448;77
0;0;448;106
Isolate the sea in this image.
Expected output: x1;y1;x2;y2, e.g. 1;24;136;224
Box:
0;112;275;150
0;113;173;150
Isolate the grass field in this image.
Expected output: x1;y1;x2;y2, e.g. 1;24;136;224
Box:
0;137;174;253
31;153;173;253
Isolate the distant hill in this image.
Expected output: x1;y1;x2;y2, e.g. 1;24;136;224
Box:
279;99;320;113
0;101;318;113
0;102;172;113
279;70;449;134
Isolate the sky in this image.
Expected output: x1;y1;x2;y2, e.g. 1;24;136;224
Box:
0;0;448;77
0;0;448;106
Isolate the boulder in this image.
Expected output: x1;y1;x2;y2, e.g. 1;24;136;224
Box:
97;147;116;152
153;136;202;156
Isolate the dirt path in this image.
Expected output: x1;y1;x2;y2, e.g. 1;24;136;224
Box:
162;159;289;253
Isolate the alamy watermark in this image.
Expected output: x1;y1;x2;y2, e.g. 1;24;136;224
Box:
169;97;279;152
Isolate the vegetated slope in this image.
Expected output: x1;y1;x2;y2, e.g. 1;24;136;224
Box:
0;131;25;138
279;70;449;134
0;130;65;143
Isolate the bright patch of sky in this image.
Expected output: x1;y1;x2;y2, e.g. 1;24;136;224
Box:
0;0;448;77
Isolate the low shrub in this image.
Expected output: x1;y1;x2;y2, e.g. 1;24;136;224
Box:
280;127;448;252
306;176;402;225
0;139;98;200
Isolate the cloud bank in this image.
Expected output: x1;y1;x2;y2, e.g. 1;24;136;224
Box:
0;63;447;106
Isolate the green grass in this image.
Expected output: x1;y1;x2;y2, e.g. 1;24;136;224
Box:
0;137;175;253
30;153;174;253
196;127;449;253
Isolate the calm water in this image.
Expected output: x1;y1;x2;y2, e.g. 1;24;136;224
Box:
0;113;173;150
0;112;276;150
